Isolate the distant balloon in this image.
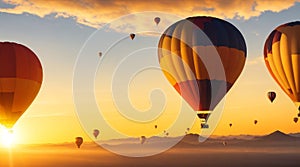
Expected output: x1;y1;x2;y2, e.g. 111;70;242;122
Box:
165;132;169;136
93;129;100;139
154;17;160;25
154;125;158;129
294;117;298;123
0;42;43;129
98;52;102;57
186;128;190;131
267;91;276;103
158;16;247;128
140;136;146;144
264;21;300;114
254;120;258;125
229;123;232;127
75;137;83;148
130;33;135;40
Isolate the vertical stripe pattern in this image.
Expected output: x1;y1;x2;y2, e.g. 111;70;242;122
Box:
264;21;300;104
158;16;246;120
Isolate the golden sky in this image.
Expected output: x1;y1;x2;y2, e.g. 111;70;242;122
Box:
0;0;299;144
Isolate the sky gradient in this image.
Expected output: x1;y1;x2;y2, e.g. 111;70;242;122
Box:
0;0;299;144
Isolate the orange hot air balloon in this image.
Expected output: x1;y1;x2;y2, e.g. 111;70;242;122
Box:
154;17;161;25
158;16;247;128
130;33;135;40
75;137;83;148
264;21;300;116
267;91;276;102
0;42;43;129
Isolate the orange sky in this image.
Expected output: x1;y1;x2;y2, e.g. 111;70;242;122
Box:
0;0;299;144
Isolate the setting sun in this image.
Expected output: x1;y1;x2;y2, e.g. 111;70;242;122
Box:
0;126;15;148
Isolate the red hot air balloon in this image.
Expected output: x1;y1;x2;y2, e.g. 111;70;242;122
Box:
158;16;247;128
75;137;83;148
0;42;43;129
154;17;161;25
267;91;276;103
264;21;300;115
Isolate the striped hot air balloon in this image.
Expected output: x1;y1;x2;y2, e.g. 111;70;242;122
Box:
158;16;247;128
0;42;43;129
264;21;300;116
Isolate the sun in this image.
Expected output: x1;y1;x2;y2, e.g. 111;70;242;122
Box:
0;126;15;148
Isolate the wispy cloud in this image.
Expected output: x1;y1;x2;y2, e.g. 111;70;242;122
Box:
246;56;264;66
0;0;298;31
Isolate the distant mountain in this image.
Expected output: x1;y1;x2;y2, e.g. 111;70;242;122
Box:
257;130;298;141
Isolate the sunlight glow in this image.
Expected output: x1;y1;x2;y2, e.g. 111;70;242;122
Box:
0;126;15;148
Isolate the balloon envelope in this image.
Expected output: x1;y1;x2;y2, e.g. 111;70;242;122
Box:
267;91;276;102
158;16;246;126
93;129;100;139
75;137;83;148
154;17;161;25
229;123;232;127
130;33;135;40
0;42;43;129
254;120;258;125
294;117;298;123
264;21;300;109
140;136;146;144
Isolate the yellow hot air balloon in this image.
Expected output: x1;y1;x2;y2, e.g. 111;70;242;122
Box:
264;21;300;116
158;16;247;128
0;42;43;129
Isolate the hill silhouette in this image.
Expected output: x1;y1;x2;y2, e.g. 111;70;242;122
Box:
258;130;298;141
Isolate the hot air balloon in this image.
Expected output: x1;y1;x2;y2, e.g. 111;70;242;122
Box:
267;91;276;102
130;33;135;40
75;137;83;148
158;16;247;128
154;125;158;129
140;136;146;144
98;52;102;57
254;120;258;125
294;117;298;123
154;17;161;25
93;129;100;139
264;21;300;115
229;123;232;127
0;42;43;129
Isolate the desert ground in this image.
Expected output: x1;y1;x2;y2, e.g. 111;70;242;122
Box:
1;131;300;167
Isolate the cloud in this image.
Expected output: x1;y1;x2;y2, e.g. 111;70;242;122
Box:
0;0;298;32
246;56;264;66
